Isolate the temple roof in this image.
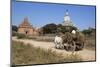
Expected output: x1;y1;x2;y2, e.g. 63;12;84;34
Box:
19;17;33;28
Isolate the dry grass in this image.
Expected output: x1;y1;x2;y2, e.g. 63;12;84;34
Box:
85;36;95;50
12;41;82;65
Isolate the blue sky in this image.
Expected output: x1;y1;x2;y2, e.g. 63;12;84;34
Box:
12;1;96;30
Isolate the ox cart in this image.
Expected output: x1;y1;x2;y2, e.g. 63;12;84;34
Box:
55;32;85;51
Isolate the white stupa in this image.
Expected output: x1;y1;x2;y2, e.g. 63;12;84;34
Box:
62;10;73;26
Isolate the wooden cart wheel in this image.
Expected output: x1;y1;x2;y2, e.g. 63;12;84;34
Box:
75;42;84;51
64;41;76;52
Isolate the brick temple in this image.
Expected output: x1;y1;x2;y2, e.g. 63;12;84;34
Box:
18;17;40;36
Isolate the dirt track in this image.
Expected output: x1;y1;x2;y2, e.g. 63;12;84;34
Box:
12;37;96;61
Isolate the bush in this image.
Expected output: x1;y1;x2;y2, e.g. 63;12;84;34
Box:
17;33;26;39
12;41;82;65
11;64;16;67
12;32;28;39
12;31;18;36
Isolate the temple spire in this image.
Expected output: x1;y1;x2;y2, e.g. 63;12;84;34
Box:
62;10;73;26
64;10;70;22
65;10;69;16
24;17;28;23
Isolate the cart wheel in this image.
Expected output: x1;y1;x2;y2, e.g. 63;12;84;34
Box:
75;42;84;51
68;41;76;52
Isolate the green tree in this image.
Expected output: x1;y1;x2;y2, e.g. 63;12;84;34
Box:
82;29;92;35
12;25;18;32
57;24;77;34
42;23;57;34
57;25;67;33
82;27;96;36
71;26;77;31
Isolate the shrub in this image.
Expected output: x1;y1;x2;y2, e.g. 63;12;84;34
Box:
11;64;16;67
12;31;18;36
17;33;26;39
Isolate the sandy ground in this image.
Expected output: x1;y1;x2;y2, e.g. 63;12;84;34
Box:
12;37;96;61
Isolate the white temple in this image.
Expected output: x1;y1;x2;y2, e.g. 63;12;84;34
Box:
62;10;73;26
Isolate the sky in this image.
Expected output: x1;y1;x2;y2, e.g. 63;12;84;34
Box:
12;0;96;30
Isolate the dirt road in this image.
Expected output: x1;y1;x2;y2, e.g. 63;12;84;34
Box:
12;37;96;61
